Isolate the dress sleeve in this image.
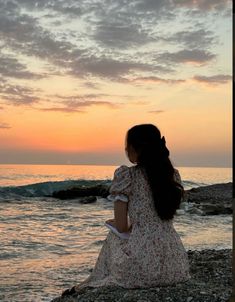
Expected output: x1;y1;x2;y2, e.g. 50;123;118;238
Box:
107;165;132;203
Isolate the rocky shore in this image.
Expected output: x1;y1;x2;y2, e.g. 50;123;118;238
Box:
52;182;232;215
182;182;232;215
51;249;232;302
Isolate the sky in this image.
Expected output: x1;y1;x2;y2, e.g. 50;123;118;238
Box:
0;0;232;167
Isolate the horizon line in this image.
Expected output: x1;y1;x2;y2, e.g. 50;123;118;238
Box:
0;163;232;169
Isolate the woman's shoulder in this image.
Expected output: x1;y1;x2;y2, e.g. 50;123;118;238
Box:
112;165;131;180
110;165;132;196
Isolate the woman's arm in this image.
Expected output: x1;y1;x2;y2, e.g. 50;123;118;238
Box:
105;200;130;233
114;200;129;233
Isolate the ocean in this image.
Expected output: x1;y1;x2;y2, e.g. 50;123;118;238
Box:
0;164;232;302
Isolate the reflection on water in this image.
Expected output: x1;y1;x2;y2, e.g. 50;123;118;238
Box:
0;197;232;302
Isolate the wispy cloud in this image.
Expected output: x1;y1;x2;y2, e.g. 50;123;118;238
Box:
68;55;171;80
0;0;231;109
193;74;232;85
0;0;227;85
0;122;11;129
163;29;216;49
39;94;120;113
0;81;40;105
148;110;165;114
39;107;85;113
130;76;185;84
172;0;231;11
93;21;154;49
157;49;215;65
0;55;44;80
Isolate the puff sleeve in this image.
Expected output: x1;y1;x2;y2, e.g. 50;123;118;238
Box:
107;165;132;203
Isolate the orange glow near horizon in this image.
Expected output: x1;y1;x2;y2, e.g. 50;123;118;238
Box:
0;80;231;158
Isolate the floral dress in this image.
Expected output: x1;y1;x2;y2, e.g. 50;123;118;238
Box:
78;165;190;289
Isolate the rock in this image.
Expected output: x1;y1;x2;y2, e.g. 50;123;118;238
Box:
184;183;232;215
52;184;111;200
186;183;232;205
50;249;232;302
79;196;97;204
198;204;232;215
51;182;232;215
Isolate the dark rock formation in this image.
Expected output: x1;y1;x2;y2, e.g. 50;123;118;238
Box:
52;183;111;200
79;196;97;204
183;182;232;215
52;182;232;215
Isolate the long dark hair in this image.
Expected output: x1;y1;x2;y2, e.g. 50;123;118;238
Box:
126;124;184;220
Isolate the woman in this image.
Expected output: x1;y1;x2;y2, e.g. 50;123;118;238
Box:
62;124;190;296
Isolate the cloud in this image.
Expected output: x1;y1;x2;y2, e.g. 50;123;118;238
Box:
0;82;40;105
69;55;170;80
39;107;85;113
0;0;230;87
193;74;232;85
82;82;100;90
157;49;215;65
54;93;110;100
164;29;215;49
0;4;171;81
18;0;231;20
17;0;84;17
130;76;185;84
93;21;154;48
132;0;170;11
130;0;231;17
0;122;11;129
39;95;120;113
0;4;82;72
148;110;165;114
0;55;43;79
172;0;231;11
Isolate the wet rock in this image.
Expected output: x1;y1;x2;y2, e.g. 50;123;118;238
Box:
79;196;97;204
198;204;232;215
52;184;111;200
184;182;232;215
185;183;232;205
51;182;232;216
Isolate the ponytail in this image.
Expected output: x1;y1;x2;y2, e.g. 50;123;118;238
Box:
127;124;184;220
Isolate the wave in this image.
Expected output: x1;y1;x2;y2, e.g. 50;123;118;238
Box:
0;179;112;198
0;178;209;200
182;180;208;189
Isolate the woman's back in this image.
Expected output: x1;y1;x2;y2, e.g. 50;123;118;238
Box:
113;165;179;226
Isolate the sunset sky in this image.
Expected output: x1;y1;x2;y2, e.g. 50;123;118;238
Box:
0;0;232;167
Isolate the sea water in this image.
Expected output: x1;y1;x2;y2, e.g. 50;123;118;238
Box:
0;165;232;302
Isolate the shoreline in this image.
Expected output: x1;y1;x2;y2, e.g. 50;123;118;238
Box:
51;249;232;302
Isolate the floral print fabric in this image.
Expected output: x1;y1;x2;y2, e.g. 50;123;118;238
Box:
78;165;190;289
